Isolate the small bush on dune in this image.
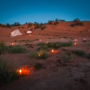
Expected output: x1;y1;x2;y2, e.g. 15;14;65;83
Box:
86;53;90;59
47;42;73;49
29;50;49;59
47;42;60;49
34;63;43;70
37;42;46;46
8;45;26;53
41;26;46;30
0;42;7;55
0;58;18;86
28;23;32;27
62;54;72;63
34;23;44;29
59;42;73;47
71;50;86;56
37;42;48;50
11;22;21;26
38;42;73;49
70;19;84;27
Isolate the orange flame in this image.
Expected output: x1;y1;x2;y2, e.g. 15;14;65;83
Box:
46;41;48;44
73;42;78;46
39;39;42;42
73;39;78;42
82;38;87;41
29;33;32;36
50;49;58;54
16;65;34;75
10;42;16;46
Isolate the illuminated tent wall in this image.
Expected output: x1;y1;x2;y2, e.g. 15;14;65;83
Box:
11;29;22;37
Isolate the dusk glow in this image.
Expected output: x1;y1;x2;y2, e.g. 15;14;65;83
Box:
0;0;90;24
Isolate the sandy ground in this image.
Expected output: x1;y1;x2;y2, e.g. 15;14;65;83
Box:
0;21;90;90
0;38;90;90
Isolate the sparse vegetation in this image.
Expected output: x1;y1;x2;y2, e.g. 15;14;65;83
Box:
28;23;33;27
86;53;90;59
34;63;43;70
37;42;73;49
70;18;84;27
62;54;72;63
71;49;86;56
11;22;21;26
34;23;44;29
0;58;18;86
0;42;7;55
41;25;46;30
29;50;49;59
8;45;26;53
47;42;73;49
24;44;33;48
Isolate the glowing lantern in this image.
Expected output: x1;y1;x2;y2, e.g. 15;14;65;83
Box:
46;41;48;44
82;38;87;42
73;42;78;46
29;33;32;36
10;42;16;46
51;49;55;53
37;50;43;56
73;39;78;42
50;49;58;54
16;65;34;75
38;53;41;56
39;39;42;42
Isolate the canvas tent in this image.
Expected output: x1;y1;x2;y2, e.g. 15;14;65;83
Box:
26;30;32;34
11;29;22;37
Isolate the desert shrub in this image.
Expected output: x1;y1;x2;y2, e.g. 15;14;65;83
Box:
6;23;11;28
47;42;61;49
24;44;33;48
11;22;21;26
86;53;90;59
37;42;48;50
41;26;46;30
54;21;59;25
71;50;86;56
34;63;43;70
37;45;48;51
0;42;7;55
29;50;49;59
38;42;73;50
47;42;73;49
28;23;32;27
48;21;54;24
8;45;26;53
62;54;72;63
70;19;84;27
59;42;73;47
34;23;43;29
37;42;46;46
0;58;18;86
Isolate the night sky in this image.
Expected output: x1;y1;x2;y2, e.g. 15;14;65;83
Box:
0;0;90;24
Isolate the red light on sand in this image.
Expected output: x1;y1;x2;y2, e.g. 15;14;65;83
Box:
39;39;42;42
73;42;78;46
38;53;41;56
50;49;58;54
46;41;48;44
16;65;34;75
73;39;78;42
29;33;32;36
82;38;87;41
10;42;16;46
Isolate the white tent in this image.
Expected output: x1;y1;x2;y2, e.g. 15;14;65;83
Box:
11;29;22;37
26;30;32;34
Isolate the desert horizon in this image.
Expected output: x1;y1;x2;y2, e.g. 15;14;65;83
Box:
0;0;90;90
